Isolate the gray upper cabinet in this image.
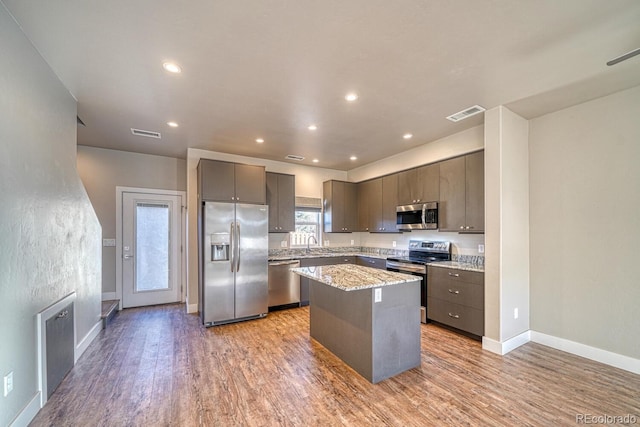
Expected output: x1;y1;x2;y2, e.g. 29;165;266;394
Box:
323;180;358;232
438;151;484;232
198;159;266;204
266;172;295;232
358;175;398;233
397;163;439;205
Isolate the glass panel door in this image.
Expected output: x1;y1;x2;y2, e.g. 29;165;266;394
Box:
135;203;170;291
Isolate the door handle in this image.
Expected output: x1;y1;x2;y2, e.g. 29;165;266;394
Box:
236;223;241;272
123;254;133;260
230;222;235;272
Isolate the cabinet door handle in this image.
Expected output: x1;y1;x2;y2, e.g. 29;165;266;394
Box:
448;289;460;294
448;272;460;277
448;312;460;319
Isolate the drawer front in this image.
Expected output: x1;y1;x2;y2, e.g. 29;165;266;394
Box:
428;280;484;310
427;298;484;336
429;266;484;286
356;256;386;270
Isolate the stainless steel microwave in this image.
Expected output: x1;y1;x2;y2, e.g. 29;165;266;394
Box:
396;202;438;230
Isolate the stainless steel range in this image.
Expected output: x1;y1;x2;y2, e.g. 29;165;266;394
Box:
386;240;451;323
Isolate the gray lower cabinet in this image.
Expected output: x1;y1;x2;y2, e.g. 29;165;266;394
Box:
299;256;356;305
356;256;386;270
427;266;484;336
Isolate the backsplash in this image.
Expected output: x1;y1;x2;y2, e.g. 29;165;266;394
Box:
452;254;485;265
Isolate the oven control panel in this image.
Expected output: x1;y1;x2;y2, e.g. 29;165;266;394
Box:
408;240;450;253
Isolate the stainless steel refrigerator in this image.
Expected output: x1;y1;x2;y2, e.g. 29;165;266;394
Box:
201;201;268;326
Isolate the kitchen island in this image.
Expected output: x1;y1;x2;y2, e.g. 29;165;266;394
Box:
291;264;422;383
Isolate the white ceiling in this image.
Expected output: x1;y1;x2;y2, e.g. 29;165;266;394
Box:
4;0;640;170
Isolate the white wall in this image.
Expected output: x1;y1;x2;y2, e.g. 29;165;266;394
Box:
347;126;484;182
529;85;640;359
186;148;347;311
77;146;186;295
0;5;102;425
484;106;530;347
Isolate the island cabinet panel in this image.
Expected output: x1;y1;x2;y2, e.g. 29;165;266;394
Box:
198;159;266;204
309;278;421;383
266;172;295;232
438;151;484;232
323;180;358;232
427;266;484;336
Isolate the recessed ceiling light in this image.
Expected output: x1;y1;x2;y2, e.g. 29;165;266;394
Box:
162;62;182;74
167;121;179;128
403;133;413;140
308;124;318;131
345;93;358;102
350;156;357;161
256;138;264;143
312;159;319;163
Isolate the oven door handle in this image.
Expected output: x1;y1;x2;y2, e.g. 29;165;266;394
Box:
386;261;426;274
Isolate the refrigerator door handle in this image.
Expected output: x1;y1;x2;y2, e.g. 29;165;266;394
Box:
230;221;235;272
236;223;241;272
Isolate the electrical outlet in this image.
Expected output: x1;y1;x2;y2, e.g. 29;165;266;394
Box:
514;308;519;319
392;241;397;248
350;239;354;246
4;371;13;397
374;288;382;303
478;244;485;253
324;240;329;246
280;240;287;248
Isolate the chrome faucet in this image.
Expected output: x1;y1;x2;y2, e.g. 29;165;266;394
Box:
306;235;318;252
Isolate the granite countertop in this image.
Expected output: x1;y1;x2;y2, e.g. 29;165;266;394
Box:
428;261;484;273
291;264;421;291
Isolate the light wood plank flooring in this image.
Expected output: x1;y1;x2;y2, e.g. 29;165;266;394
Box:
31;304;640;426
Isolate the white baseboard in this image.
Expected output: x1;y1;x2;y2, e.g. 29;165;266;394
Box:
102;292;117;300
75;320;102;363
9;391;41;427
187;303;198;314
482;330;531;355
530;331;640;375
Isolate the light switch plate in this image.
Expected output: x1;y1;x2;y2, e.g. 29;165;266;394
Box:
374;288;382;303
350;239;354;246
478;244;485;253
103;238;116;247
4;371;13;397
392;241;397;248
324;240;329;246
280;240;287;248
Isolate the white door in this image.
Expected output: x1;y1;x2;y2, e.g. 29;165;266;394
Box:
121;191;182;308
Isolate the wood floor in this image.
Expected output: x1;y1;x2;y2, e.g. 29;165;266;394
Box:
31;304;639;426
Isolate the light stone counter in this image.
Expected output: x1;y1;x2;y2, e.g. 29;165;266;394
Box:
428;261;484;273
291;264;420;291
269;251;388;261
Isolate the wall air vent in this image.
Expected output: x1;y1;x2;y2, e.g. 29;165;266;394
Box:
131;128;161;139
285;154;305;161
446;105;486;122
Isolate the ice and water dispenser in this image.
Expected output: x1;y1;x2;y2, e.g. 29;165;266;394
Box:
210;232;230;261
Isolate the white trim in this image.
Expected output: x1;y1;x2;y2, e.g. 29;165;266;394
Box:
530;331;640;375
482;330;531;355
36;292;76;407
116;186;187;309
75;320;102;363
187;303;198;314
9;391;41;427
102;292;117;301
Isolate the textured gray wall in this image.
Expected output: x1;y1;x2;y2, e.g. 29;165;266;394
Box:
529;85;640;359
77;146;186;294
0;5;102;425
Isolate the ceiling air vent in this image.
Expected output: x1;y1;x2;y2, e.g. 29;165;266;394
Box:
285;154;305;161
131;128;161;139
446;105;486;123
